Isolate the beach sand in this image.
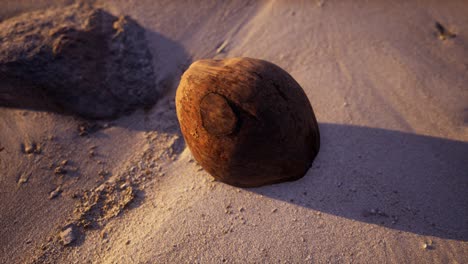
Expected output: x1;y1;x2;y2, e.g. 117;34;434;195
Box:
1;1;467;263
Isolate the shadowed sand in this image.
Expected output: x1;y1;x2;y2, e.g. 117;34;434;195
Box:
253;123;468;241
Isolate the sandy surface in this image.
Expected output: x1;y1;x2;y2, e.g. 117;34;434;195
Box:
1;0;467;263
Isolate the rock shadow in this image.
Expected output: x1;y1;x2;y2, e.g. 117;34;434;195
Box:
0;5;190;121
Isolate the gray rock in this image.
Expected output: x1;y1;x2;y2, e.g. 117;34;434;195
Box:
0;3;158;118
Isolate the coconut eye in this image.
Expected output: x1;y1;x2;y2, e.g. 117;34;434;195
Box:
200;93;238;136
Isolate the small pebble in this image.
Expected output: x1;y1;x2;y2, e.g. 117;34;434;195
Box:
60;226;76;246
54;166;67;175
17;173;30;185
23;142;41;154
24;145;34;154
422;240;434;250
98;170;109;177
49;186;62;199
100;230;108;239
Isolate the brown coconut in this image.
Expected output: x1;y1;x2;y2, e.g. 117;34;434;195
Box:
175;57;320;187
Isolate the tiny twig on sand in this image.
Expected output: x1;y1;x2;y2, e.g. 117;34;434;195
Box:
435;21;456;40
